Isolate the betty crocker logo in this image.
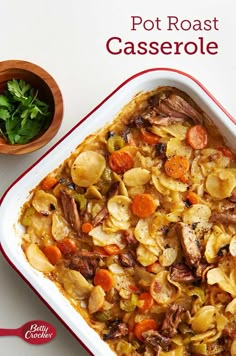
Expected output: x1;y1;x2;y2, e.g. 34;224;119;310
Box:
0;320;56;344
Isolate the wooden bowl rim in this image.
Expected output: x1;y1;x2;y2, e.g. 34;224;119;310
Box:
0;60;64;155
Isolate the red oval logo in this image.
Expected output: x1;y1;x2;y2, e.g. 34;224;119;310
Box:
21;320;56;345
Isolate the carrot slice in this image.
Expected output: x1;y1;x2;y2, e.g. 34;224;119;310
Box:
218;146;234;159
103;244;122;255
57;238;77;256
164;155;189;179
138;293;154;312
131;193;157;218
109;150;134;174
128;284;140;293
146;262;161;274
140;128;160;145
41;176;58;191
82;222;94;233
186;125;208;150
43;245;62;265
94;269;114;291
186;191;199;205
93;246;109;257
134;319;158;341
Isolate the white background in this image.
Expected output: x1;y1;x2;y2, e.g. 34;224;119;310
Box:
0;0;235;355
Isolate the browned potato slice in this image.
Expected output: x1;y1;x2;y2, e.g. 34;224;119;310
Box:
71;151;106;187
25;243;54;272
88;285;105;314
150;271;179;304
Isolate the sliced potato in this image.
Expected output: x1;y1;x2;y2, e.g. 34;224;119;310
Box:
134;219;156;246
127;185;145;199
206;169;236;199
88;285;105;314
191;305;216;333
191;157;204;184
216;313;229;332
183;204;211;224
190;329;217;343
205;227;231;263
123;167;151;187
200;148;230;172
27;213;52;241
25;243;54;272
62;269;93;300
166;137;192;159
52;212;70;241
89;225;125;248
103;215;130;233
119;180;129;197
207;267;236;297
152;174;170;195
162;122;189;140
159;247;177;267
71;151;106;187
149;212;171;236
107;195;131;221
85;185;103;200
225;298;236;314
32;190;58;215
151;126;170;138
229;235;236;257
150;270;179;304
159;173;188;192
136;243;158;266
109;215;130;230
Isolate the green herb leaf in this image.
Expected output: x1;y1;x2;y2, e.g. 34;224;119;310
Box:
30;106;40;119
0;79;52;144
0;108;10;120
0;95;11;109
7;79;31;101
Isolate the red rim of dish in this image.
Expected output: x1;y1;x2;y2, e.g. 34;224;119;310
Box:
0;67;235;355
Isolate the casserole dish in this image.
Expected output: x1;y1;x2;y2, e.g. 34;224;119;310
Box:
0;68;236;356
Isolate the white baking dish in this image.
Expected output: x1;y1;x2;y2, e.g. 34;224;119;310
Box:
0;68;235;356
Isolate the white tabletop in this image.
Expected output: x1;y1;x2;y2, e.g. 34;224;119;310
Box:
0;0;235;355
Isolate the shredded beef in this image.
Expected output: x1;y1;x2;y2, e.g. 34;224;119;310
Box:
106;182;119;199
161;304;185;337
60;190;81;235
142;330;171;351
122;229;138;247
210;212;236;225
210;199;236;225
119;251;135;267
103;319;128;340
147;114;185;126
68;250;100;279
128;115;149;129
91;206;108;227
158;100;189;120
163;94;203;123
155;142;167;159
175;222;201;267
170;263;199;283
194;261;209;279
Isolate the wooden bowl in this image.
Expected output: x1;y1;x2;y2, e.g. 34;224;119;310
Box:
0;60;63;154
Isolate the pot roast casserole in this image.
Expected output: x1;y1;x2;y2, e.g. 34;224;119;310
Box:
1;70;236;356
0;69;236;356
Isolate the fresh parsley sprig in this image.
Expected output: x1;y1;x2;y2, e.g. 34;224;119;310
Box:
0;79;52;144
